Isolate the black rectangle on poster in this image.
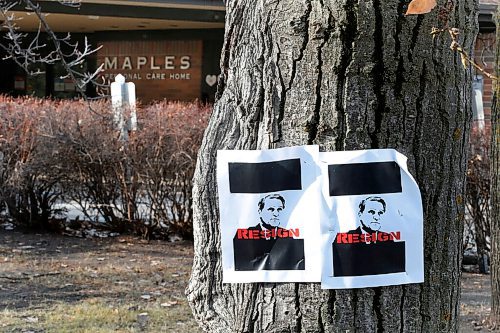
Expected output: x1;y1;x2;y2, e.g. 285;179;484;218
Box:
233;238;305;271
328;161;402;196
332;241;405;277
229;159;302;193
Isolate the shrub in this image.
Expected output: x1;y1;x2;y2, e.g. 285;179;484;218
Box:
0;97;65;231
42;100;130;231
464;127;491;271
0;96;211;238
132;101;210;239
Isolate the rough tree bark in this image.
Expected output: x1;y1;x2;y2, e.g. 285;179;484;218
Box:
490;7;499;326
187;0;475;332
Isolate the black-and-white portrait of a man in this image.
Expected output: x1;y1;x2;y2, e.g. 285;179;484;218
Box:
246;194;286;238
233;193;305;271
346;196;395;243
356;196;386;232
332;196;405;276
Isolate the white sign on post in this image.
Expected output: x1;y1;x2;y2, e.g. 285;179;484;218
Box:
111;74;137;141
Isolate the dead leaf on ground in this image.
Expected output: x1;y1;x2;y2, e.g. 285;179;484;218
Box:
18;245;35;250
405;0;437;16
137;313;149;328
24;316;39;323
137;312;149;321
160;301;178;307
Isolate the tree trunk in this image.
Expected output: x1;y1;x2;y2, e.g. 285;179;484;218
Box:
490;7;499;326
187;1;475;332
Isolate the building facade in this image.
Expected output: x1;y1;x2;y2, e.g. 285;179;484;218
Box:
0;0;225;103
0;1;497;107
473;1;498;132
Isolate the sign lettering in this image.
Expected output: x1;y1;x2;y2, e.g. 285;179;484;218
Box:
97;40;202;102
102;55;192;71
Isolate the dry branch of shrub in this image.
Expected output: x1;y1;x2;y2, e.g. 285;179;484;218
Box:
0;96;211;239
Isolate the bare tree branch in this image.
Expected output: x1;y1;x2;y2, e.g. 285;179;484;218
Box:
0;0;106;99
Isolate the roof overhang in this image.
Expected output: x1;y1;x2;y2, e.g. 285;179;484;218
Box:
1;0;225;32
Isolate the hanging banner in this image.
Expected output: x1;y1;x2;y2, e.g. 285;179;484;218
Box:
319;149;423;289
217;145;322;283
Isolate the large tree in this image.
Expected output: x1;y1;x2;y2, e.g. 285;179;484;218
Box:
490;7;499;327
187;0;475;331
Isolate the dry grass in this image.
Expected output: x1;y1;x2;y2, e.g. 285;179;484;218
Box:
1;229;493;333
0;229;200;333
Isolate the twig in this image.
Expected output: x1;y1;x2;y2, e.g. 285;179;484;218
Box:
431;27;498;81
0;271;61;280
429;0;498;82
0;0;106;101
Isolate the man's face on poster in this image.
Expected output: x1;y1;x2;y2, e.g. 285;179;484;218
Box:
259;198;284;228
359;200;385;231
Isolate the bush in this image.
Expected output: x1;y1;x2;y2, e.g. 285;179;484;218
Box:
132;102;209;239
0;96;211;238
0;97;65;231
43;100;130;231
464;127;491;271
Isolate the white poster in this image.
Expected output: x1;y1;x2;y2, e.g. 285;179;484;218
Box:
217;145;322;283
319;149;424;289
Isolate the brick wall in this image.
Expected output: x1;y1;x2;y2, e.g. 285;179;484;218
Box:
473;32;497;132
96;40;203;103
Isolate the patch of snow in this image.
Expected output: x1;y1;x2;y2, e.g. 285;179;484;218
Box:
168;234;182;242
1;222;15;231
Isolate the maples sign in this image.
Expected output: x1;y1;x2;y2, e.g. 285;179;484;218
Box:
96;40;202;103
217;146;424;289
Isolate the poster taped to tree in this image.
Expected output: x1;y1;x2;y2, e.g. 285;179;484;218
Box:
217;146;424;288
217;145;322;283
319;149;424;289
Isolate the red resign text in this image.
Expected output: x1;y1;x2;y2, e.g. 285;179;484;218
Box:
335;231;401;244
236;228;300;240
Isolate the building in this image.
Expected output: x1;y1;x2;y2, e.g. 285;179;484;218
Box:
473;0;498;132
0;1;497;108
0;0;225;103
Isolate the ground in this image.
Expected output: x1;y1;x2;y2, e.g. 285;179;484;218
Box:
460;272;495;332
0;228;494;332
0;228;200;333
